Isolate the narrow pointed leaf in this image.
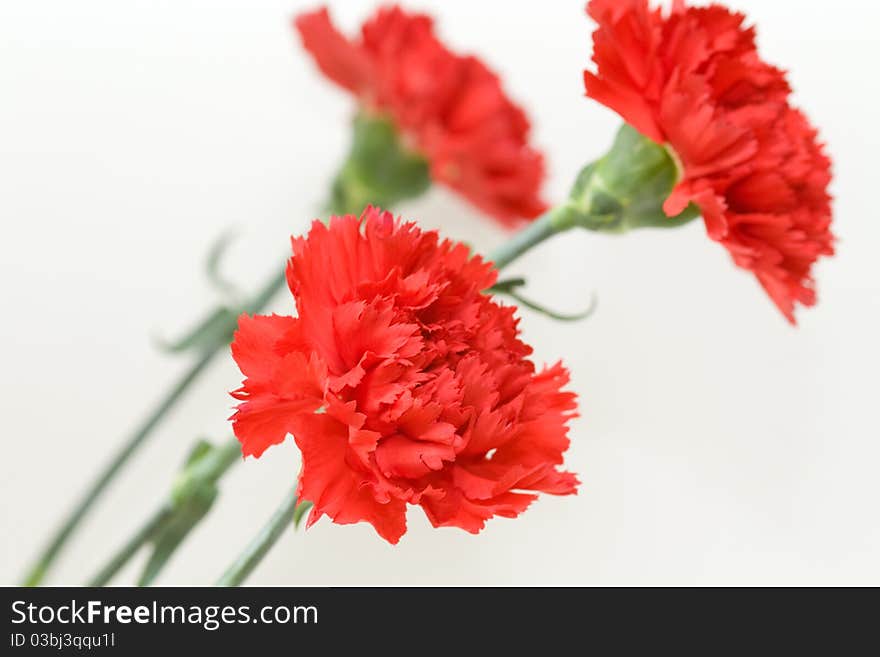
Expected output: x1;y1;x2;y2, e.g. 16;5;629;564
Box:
154;306;239;355
500;288;598;322
205;229;243;298
488;277;526;294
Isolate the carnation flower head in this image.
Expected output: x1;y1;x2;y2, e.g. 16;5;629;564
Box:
229;207;578;544
583;0;834;322
295;5;548;226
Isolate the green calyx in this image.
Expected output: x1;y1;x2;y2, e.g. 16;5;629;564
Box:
563;123;700;233
330;113;432;214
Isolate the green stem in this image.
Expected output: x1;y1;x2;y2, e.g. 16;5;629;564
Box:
87;504;174;587
487;204;577;270
215;487;301;587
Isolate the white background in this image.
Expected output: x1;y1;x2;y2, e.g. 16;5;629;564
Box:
1;0;877;586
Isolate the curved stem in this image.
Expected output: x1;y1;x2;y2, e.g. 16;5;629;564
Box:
87;504;174;587
215;487;300;587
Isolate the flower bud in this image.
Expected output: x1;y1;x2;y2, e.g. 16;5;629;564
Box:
566;124;699;233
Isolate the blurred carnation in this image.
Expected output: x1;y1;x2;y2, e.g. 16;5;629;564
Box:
583;0;834;322
295;5;548;225
229;207;578;544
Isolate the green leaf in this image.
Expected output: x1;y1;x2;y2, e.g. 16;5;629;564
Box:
490;277;597;323
153;228;249;356
497;287;598;323
488;277;527;294
154;306;239;355
205;229;242;299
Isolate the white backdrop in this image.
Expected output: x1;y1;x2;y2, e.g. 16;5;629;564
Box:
1;0;877;586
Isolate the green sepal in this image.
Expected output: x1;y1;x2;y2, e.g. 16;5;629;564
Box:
567;124;700;233
330;113;431;214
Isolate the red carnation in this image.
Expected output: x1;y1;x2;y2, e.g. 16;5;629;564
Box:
229;207;578;544
583;0;834;322
295;6;548;225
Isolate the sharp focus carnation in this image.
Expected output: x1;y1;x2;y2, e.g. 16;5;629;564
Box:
229;208;578;544
583;0;834;322
295;5;547;225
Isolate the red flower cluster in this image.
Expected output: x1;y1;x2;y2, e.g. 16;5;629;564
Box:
230;207;578;544
583;0;833;322
295;6;547;226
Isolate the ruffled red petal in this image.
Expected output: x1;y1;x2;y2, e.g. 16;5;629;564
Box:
584;0;834;322
230;315;325;458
